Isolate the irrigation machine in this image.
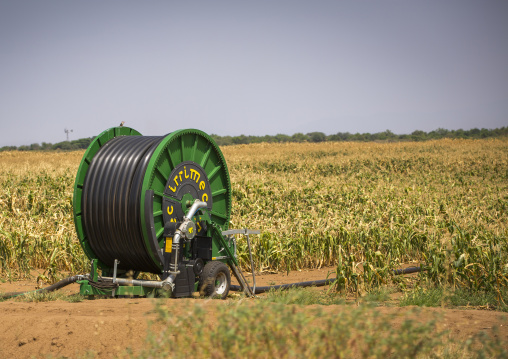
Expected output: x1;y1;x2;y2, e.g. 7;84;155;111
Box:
72;127;257;299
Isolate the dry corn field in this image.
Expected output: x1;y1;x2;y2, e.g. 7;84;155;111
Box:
0;139;507;297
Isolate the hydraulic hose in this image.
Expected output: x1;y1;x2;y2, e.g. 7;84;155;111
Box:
393;266;422;275
231;278;337;294
0;275;86;299
230;266;423;294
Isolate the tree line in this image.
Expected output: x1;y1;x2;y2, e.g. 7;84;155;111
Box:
1;126;506;152
0;137;94;152
210;127;507;146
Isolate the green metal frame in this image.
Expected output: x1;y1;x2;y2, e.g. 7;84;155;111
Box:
78;281;161;297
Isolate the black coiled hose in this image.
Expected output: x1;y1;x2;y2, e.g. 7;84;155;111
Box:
82;135;163;273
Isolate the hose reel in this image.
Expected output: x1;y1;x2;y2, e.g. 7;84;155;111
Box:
72;127;237;296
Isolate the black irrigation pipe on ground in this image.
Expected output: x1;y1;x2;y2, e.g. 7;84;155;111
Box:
230;266;424;294
0;275;83;299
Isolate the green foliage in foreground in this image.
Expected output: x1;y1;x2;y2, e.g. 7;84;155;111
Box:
126;299;506;359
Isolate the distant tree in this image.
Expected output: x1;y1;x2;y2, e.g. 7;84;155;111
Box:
307;132;326;142
492;127;508;137
350;133;361;141
0;146;17;151
328;132;351;141
429;128;449;139
52;142;72;150
70;137;93;149
411;130;426;141
479;128;490;138
291;133;309;142
453;129;466;139
232;135;249;145
469;128;481;137
274;134;291;142
260;135;274;143
375;130;396;141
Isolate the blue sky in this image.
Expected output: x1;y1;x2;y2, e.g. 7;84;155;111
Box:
0;1;507;146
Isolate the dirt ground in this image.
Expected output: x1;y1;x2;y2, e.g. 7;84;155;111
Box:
1;268;507;358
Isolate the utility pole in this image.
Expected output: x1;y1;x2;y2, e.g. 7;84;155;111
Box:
64;128;73;142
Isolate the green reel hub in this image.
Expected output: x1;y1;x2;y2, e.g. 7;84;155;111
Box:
73;127;231;275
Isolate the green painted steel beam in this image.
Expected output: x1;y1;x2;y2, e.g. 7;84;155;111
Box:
78;281;162;297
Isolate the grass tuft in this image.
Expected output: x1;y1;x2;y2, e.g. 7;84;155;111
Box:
262;287;345;306
9;290;85;303
400;286;508;312
400;287;446;307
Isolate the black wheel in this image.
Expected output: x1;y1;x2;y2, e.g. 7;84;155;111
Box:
199;261;231;299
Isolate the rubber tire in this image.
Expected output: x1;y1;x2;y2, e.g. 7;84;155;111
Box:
199;261;231;299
